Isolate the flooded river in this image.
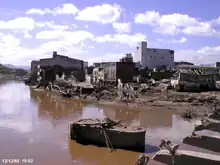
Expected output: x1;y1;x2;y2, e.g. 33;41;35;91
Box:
0;82;200;165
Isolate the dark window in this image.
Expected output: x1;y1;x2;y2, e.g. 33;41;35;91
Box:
153;49;156;52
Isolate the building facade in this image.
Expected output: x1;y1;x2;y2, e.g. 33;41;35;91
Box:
103;62;135;83
134;41;175;70
31;51;85;81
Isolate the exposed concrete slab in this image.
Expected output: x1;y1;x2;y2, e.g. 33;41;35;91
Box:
152;149;220;165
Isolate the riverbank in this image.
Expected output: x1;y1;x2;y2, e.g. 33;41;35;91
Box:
30;85;219;118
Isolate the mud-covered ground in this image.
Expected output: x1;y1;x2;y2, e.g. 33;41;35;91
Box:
31;84;220;118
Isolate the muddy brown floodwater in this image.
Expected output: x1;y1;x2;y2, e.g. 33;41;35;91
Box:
0;81;213;165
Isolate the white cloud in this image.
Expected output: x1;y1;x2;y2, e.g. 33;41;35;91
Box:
88;45;94;49
87;53;125;64
0;31;87;64
175;45;220;64
0;36;21;54
75;4;122;24
134;11;160;26
154;25;181;35
84;24;89;29
0;17;35;30
157;37;187;44
211;16;220;25
182;22;216;36
36;30;94;42
24;32;32;38
26;3;122;24
0;34;28;63
134;10;219;36
26;3;78;16
94;33;146;47
0;3;219;66
36;21;70;30
112;22;131;33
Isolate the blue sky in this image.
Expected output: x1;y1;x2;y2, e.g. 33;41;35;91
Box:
0;0;220;66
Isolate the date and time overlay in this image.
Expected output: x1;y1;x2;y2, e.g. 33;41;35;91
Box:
2;159;34;164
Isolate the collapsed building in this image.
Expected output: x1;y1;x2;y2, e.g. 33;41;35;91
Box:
171;65;220;91
31;51;85;83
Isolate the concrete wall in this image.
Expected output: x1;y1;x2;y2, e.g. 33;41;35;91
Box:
116;62;135;83
145;48;174;69
134;41;147;68
103;62;135;83
103;63;117;82
179;72;215;84
172;72;216;91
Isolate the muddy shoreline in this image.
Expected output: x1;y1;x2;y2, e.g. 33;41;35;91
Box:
30;85;219;118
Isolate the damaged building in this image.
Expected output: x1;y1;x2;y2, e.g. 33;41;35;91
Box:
92;54;136;84
171;65;220;92
103;62;135;84
31;51;85;83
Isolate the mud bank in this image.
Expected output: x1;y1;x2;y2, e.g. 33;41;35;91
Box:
30;86;217;118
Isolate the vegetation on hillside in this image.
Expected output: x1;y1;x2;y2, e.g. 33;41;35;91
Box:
0;64;28;77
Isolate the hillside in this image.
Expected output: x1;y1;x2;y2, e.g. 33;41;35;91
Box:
0;64;28;77
3;64;30;70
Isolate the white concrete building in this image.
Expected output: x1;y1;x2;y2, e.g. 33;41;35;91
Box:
134;41;175;69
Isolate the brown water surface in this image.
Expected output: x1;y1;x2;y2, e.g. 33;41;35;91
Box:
0;82;203;165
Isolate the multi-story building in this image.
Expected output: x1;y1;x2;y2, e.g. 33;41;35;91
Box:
31;51;85;81
134;41;175;70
